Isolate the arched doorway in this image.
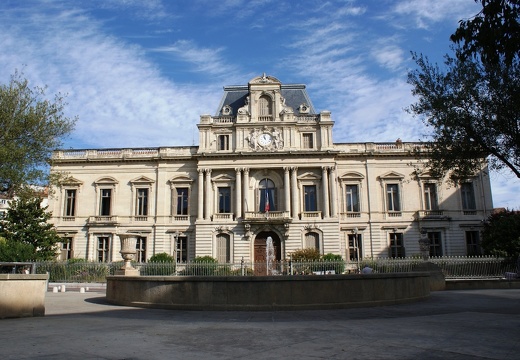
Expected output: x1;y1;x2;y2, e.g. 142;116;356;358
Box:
254;231;282;275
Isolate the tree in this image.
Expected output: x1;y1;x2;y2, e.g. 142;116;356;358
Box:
0;70;76;196
407;0;520;181
481;209;520;259
0;192;61;261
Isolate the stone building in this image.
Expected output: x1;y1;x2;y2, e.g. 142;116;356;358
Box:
48;75;493;264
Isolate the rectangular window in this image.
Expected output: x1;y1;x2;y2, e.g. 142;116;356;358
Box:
64;189;76;217
176;188;189;215
176;236;187;263
136;236;146;262
136;189;148;216
302;133;314;149
60;237;72;260
347;234;362;261
216;234;230;263
100;189;111;216
305;232;320;250
303;185;317;211
218;135;229;150
466;231;481;255
461;183;476;210
97;236;110;262
346;185;360;212
218;187;231;213
389;232;405;258
423;183;438;210
386;184;401;212
428;232;443;257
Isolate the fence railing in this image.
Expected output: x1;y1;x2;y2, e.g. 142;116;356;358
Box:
32;256;518;283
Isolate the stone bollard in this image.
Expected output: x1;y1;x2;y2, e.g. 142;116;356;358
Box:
60;284;66;293
52;287;58;293
80;287;85;293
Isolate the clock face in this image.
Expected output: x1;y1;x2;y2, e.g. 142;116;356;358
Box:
258;133;272;146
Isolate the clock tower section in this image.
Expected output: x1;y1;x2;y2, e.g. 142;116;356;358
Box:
197;74;334;154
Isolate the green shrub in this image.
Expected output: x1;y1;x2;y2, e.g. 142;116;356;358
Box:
149;252;175;263
290;248;321;261
141;253;175;275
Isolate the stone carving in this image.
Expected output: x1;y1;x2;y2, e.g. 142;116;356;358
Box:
246;128;283;151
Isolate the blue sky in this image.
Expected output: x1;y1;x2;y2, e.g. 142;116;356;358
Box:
0;0;518;208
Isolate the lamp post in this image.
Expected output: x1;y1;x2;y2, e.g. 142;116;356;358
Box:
353;227;360;271
174;231;179;275
392;228;398;258
418;228;429;261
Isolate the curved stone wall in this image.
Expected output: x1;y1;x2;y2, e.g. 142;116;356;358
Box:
106;272;430;311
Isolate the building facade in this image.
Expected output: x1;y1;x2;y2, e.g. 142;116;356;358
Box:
48;75;493;264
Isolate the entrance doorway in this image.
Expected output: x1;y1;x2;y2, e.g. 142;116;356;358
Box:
254;231;281;275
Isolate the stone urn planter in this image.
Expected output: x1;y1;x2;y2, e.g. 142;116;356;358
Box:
115;233;141;276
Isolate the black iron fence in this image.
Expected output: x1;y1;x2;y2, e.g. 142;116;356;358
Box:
31;256;518;283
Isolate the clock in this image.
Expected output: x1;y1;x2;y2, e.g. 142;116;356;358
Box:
257;133;272;146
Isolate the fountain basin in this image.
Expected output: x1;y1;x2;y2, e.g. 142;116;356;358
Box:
106;272;430;311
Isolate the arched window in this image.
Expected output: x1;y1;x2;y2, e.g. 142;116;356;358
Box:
259;95;272;117
259;178;276;212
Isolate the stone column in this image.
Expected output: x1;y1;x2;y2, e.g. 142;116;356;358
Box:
291;167;298;219
329;167;337;217
284;167;291;214
322;167;330;218
243;168;249;213
197;169;204;220
235;168;242;219
205;169;212;220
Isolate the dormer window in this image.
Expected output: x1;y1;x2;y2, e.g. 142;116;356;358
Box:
222;105;232;116
299;103;310;114
258;95;272;121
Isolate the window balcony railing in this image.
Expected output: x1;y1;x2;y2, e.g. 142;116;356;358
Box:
170;215;190;223
213;116;235;124
244;211;291;221
463;210;478;215
417;210;450;220
387;211;402;218
258;115;273;122
213;213;234;221
88;216;118;224
341;212;361;219
61;216;76;222
133;216;149;222
301;211;322;220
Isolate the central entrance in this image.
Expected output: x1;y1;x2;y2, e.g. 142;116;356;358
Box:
254;231;282;275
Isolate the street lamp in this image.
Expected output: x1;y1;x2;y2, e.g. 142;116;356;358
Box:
392;228;398;258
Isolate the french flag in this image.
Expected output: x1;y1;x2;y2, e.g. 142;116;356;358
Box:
264;191;270;212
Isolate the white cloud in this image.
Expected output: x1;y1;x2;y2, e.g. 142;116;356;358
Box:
390;0;480;29
0;4;217;149
151;40;239;77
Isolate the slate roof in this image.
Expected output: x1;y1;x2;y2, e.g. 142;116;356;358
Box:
215;84;316;116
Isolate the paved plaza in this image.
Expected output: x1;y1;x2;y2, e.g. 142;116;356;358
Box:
1;288;519;359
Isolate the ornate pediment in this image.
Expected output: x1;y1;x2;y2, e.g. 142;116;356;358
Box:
339;171;365;180
249;73;281;85
379;171;405;180
94;176;118;185
298;171;321;180
212;174;235;183
130;175;155;184
60;176;83;186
